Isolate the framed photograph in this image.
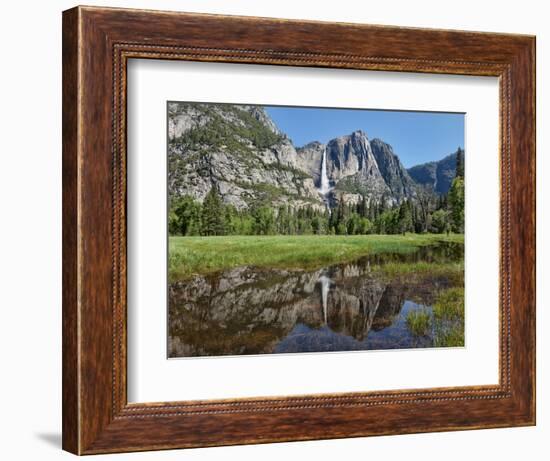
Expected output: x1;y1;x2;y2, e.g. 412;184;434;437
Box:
62;6;535;455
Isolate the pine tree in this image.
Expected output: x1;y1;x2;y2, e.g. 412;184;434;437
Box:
252;206;276;235
201;187;226;236
455;147;464;178
359;195;368;218
416;186;433;233
277;206;288;234
398;200;413;234
335;201;347;234
169;195;202;236
448;177;465;233
224;205;238;235
431;209;449;233
369;201;378;222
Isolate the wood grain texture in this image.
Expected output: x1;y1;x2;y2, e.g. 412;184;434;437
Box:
61;6;79;454
62;5;536;455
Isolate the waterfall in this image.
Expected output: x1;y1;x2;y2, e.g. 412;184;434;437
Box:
318;147;331;195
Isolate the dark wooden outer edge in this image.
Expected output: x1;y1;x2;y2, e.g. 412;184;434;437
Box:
62;7;80;455
62;5;536;455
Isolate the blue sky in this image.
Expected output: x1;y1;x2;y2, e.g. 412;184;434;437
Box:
265;106;464;168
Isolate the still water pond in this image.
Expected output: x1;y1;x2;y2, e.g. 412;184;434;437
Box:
168;243;463;358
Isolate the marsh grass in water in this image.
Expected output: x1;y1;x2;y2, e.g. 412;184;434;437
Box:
405;287;465;347
433;287;465;347
379;261;464;285
169;233;464;281
406;308;432;337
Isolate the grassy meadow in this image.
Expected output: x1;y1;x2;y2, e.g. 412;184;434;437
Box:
168;233;463;281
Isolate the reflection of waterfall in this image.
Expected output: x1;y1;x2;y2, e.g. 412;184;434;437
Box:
318;275;332;324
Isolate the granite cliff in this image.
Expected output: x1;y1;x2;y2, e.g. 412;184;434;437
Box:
407;148;464;195
168;102;461;210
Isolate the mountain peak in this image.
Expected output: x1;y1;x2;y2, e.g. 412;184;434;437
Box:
407;148;463;194
351;129;367;137
369;138;416;199
237;105;281;135
370;137;389;147
299;140;323;149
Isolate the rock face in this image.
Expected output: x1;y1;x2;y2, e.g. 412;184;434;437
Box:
294;131;417;206
370;138;418;198
168;102;322;210
407;148;462;194
168;102;461;210
297;132;383;193
295;141;324;186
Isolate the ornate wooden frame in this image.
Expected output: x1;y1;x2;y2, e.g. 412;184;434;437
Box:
62;5;536;455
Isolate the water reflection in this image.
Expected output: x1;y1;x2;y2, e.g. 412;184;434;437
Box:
168;242;463;358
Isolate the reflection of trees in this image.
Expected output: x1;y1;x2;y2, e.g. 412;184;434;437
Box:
168;256;453;357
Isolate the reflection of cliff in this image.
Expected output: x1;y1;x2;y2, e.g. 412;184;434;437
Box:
371;285;407;331
168;261;445;358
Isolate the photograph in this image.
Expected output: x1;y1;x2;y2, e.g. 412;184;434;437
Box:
167;102;466;358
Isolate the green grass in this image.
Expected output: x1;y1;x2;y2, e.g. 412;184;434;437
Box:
405;288;465;347
433;287;465;347
406;309;432;337
379;261;464;284
433;287;465;321
168;233;464;281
